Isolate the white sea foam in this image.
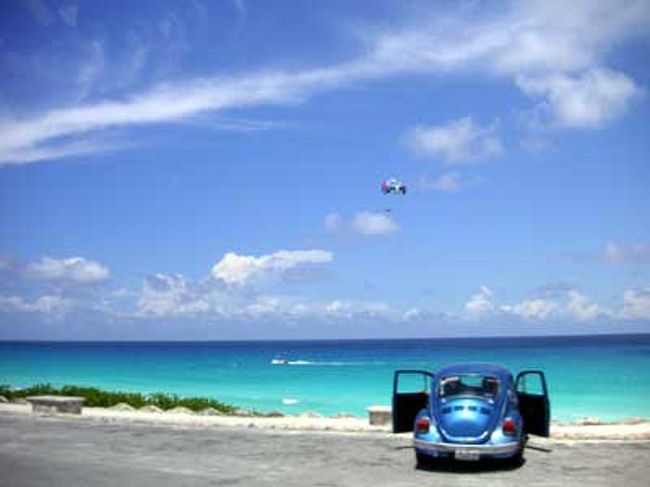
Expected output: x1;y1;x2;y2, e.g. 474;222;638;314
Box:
285;360;386;366
282;398;299;405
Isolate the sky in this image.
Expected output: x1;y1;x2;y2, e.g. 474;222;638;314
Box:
0;0;649;340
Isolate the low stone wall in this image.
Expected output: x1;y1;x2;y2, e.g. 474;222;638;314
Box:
26;396;85;415
367;405;392;426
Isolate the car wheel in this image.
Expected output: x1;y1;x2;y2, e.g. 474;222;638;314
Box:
508;445;524;467
415;452;430;468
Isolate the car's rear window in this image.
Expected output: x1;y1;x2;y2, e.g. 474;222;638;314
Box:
438;374;499;399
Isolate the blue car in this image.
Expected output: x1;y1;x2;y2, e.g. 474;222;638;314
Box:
392;363;550;465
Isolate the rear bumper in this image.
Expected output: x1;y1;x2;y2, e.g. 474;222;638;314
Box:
414;439;520;459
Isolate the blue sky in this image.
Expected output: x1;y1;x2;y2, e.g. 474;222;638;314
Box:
1;0;649;340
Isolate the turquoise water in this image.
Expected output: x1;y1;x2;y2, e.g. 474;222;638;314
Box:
1;335;649;421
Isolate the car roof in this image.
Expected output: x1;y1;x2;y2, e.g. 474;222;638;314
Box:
435;362;512;380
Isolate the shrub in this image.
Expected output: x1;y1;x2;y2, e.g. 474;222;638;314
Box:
0;383;237;414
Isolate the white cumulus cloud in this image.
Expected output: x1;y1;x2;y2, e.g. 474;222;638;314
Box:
137;274;213;317
211;249;333;286
621;288;650;320
566;290;602;322
465;286;610;322
517;68;643;128
504;297;558;320
24;256;110;284
465;286;496;317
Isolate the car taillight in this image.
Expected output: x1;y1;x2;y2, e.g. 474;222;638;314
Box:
502;418;516;435
415;417;430;433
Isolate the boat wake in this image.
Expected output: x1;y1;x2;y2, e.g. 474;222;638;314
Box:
273;359;386;367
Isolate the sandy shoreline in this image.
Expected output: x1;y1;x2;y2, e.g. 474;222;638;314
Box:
2;402;649;440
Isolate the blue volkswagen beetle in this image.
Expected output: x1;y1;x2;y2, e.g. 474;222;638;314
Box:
392;363;550;465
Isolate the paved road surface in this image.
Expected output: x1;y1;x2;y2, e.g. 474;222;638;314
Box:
1;413;649;487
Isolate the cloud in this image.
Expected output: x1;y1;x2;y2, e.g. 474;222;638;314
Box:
211;250;333;286
77;41;106;100
0;62;378;165
24;256;110;284
465;285;495;317
325;211;399;236
137;274;212;317
417;172;462;193
0;294;72;317
58;2;79;27
3;1;647;165
24;0;54;26
465;285;609;322
566;290;602;322
134;271;396;322
405;117;502;163
517;68;643;128
402;308;421;321
351;211;399;236
621;288;650;320
603;241;650;265
323;299;392;318
503;297;558;320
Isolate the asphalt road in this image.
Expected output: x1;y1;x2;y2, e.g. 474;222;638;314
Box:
1;413;649;487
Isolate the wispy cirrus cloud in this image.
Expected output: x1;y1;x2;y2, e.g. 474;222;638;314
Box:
603;241;650;266
417;172;462;193
405;117;502;164
2;0;648;166
351;212;399;236
58;2;79;27
325;211;399;236
0;65;370;165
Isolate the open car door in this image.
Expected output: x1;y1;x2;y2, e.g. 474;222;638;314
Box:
515;370;550;437
392;370;433;433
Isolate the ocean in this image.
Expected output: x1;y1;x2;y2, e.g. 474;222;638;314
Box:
1;334;649;422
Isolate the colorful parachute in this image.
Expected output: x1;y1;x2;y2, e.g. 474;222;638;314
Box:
381;178;407;195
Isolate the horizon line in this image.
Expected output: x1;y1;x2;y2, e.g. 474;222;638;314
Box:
1;331;648;344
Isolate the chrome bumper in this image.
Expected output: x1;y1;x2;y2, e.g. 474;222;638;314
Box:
414;439;520;456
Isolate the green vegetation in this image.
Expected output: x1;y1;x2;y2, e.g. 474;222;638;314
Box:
0;383;237;414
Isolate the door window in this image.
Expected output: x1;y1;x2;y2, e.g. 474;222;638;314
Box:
396;372;430;393
516;372;547;396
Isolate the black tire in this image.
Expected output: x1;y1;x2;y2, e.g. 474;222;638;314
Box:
415;452;438;470
508;445;524;467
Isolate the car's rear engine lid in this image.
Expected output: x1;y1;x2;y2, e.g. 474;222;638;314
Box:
436;398;498;442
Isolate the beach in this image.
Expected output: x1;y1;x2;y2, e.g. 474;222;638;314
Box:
1;405;650;486
2;402;650;438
